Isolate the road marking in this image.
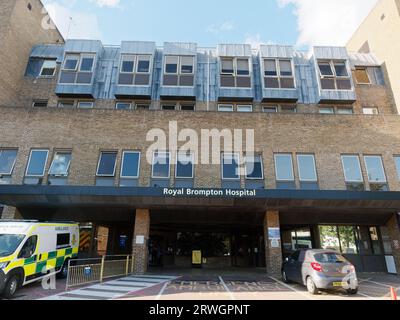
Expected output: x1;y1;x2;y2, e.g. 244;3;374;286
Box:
267;276;315;300
218;276;236;300
156;281;170;300
358;278;372;284
361;279;393;288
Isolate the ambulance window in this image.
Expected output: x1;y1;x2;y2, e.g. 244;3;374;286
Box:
57;233;70;248
18;235;37;259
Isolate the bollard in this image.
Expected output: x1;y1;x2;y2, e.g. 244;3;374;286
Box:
125;255;129;276
99;255;105;283
390;287;398;300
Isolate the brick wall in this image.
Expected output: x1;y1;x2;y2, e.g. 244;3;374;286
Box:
132;209;150;274
263;210;282;275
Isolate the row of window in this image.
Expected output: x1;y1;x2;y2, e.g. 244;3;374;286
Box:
0;149;399;191
39;54;380;90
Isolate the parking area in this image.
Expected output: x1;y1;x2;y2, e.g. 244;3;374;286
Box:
2;270;400;300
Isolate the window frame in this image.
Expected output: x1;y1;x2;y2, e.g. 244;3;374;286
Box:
341;155;364;183
32;100;48;108
78;54;95;73
0;149;18;175
362;107;379;115
354;67;371;85
25;149;49;178
96;151;118;177
236;105;253;112
62;54;80;71
120;151;141;179
77;101;94;109
297;154;318;182
136;55;151;74
262;106;278;113
164;55;179;75
151;151;171;179
218;104;234;112
175;151;195;179
219;57;252;88
364;155;387;183
263;58;296;90
394;156;400;181
179;56;195;75
274;153;295;182
39;59;57;77
244;154;264;180
57;100;75;108
221;152;240;180
317;59;352;91
115;102;133;110
120;54;136;74
319;107;335;114
48;151;72;177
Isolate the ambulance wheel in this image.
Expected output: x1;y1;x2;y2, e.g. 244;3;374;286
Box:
3;275;20;299
57;260;69;279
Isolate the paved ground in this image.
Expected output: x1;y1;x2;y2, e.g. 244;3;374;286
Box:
3;269;400;300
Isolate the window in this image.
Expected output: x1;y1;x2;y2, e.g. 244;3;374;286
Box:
237;105;253;112
49;151;72;176
364;156;388;191
136;104;150;110
220;57;251;88
264;59;295;89
120;151;140;178
263;106;278;113
116;102;132;110
363;107;379;115
121;55;135;73
218;104;234;112
32;100;48;108
319;107;334;114
236;59;250;75
369;227;382;255
79;55;95;72
18;235;38;259
222;153;240;180
180;104;195;111
63;55;79;71
119;54;152;86
39;60;57;77
163;56;195;86
162;104;176;111
297;154;317;182
96;152;117;177
77;101;94;109
56;233;70;249
319;226;359;254
280;105;296;113
0;149;18;175
341;155;364;191
165;56;179;74
337;107;353;115
318;60;352;90
26;150;49;177
176;152;194;179
394;156;400;181
152;152;170;178
274;154;294;181
221;58;234;74
354;67;371;84
180;56;194;74
245;155;263;179
137;56;151;73
58;101;74;108
60;53;95;85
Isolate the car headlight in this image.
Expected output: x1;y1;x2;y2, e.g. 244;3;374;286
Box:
0;262;9;269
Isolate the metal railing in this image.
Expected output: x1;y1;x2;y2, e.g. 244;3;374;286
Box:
66;255;134;290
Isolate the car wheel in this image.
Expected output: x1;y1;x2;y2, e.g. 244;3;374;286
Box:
306;277;319;295
346;288;358;295
282;270;290;283
2;275;19;299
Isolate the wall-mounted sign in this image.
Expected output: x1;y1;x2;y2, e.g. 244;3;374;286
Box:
268;227;281;248
119;235;127;248
192;250;202;265
163;188;257;198
135;235;145;245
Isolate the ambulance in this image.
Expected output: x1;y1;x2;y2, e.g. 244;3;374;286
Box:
0;220;79;298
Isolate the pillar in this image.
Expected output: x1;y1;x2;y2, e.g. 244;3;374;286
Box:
132;209;150;274
263;210;282;275
0;206;22;220
386;213;400;275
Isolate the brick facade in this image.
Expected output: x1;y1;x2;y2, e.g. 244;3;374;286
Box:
386;213;400;275
263;210;282;275
132;209;150;274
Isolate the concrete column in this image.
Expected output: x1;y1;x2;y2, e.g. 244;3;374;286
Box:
263;210;282;275
132;209;150;274
386;213;400;275
0;206;22;219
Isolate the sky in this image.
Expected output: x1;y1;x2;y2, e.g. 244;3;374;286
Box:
41;0;379;49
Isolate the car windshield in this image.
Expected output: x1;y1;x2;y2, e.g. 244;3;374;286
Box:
0;234;25;257
314;252;347;263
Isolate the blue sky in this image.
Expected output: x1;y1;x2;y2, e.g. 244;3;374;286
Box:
42;0;378;49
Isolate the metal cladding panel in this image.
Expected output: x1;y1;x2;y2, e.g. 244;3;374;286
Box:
313;46;349;60
262;88;299;102
30;44;65;62
159;87;196;98
259;45;294;58
319;90;357;103
217;44;252;57
64;40;103;54
120;41;156;54
164;42;198;56
349;53;381;67
55;84;95;97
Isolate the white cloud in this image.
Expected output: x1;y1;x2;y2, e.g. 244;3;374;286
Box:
90;0;121;8
278;0;379;47
206;21;234;34
244;34;274;49
44;2;102;40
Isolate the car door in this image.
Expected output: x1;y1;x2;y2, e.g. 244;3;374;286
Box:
285;250;301;282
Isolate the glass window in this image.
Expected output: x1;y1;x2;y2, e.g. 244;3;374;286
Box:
222;153;240;180
319;226;340;251
221;58;234;74
314;252;347;263
264;59;277;76
49;152;72;176
116;102;132;110
18;235;37;259
275;154;294;181
354;68;371;84
0;234;25;257
121;55;135;73
279;60;292;76
162;105;176;111
40;60;56;76
32;100;48;108
152;152;170;178
245;155;263;179
56;233;70;248
96;152;117;177
165;56;178;74
77;102;93;109
180;104;195;111
263;106;278;113
79;55;94;72
218;104;234;112
363;107;379;115
341;155;363;182
58;101;74;108
120;151;140;178
338;226;359;254
337;107;353;115
334;62;348;77
0;149;18;175
237;105;252;112
180;56;194;74
364;156;386;183
369;227;382;255
137;56;150;73
176;152;194;178
319;107;334;114
63;55;79;71
318;62;334;76
394;156;400;181
297;154;317;182
236;59;250;75
136;104;150;110
26;150;49;177
280;106;296;113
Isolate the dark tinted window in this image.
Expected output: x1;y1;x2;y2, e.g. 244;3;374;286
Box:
57;233;70;248
18;235;37;258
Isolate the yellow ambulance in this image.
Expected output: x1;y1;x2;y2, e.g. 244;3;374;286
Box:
0;220;79;298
